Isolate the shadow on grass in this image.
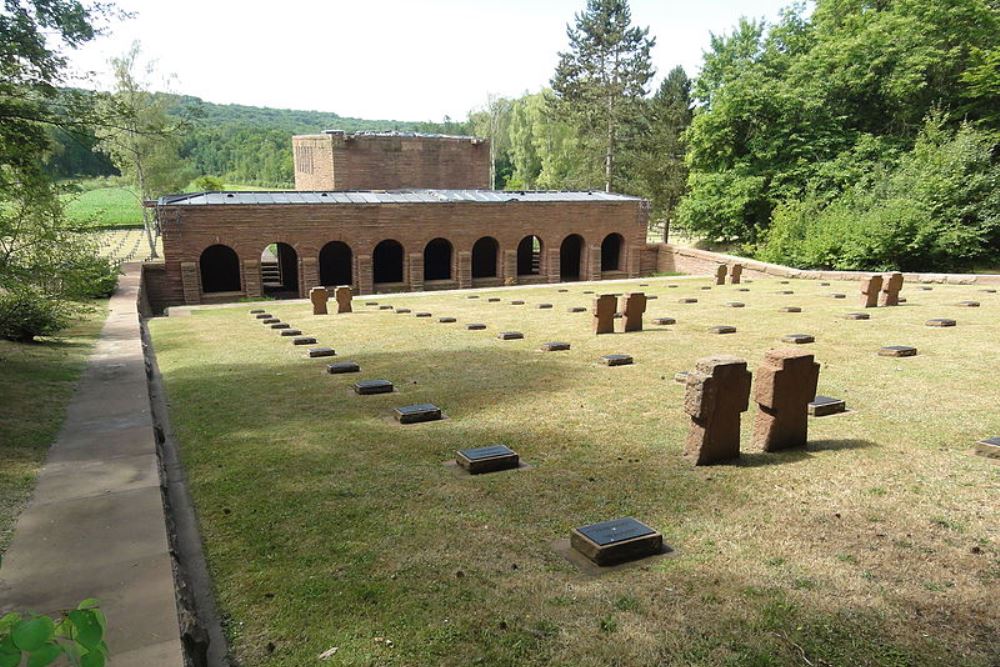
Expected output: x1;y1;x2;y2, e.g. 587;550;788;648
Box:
736;438;875;467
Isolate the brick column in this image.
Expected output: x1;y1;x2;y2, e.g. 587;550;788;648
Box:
357;255;373;295
502;249;517;285
457;251;472;289
627;245;641;278
180;262;201;305
300;257;319;298
587;244;601;281
243;259;261;298
546;248;560;283
408;252;424;291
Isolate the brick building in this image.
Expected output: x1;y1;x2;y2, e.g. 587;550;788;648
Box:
293;131;490;191
149;190;648;309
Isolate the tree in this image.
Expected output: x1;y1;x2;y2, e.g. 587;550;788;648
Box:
98;42;193;259
638;66;692;241
550;0;655;192
469;94;513;189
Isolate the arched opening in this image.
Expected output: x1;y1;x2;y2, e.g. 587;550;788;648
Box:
373;239;404;284
423;238;453;281
471;236;499;278
560;234;584;281
601;233;624;272
199;244;240;293
319;241;352;287
260;242;299;297
517;235;542;276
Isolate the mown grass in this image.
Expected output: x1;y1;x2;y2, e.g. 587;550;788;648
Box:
0;302;108;556
149;277;999;666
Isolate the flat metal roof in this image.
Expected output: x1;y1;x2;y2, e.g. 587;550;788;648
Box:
157;190;643;207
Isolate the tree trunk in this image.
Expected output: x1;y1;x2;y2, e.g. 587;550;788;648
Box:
135;156;159;260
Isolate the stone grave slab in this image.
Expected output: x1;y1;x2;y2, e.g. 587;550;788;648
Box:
879;345;917;357
639;283;649;287
709;325;736;334
327;361;360;374
261;318;279;324
558;289;569;293
916;286;932;291
809;395;846;417
415;312;432;318
979;288;997;294
568;307;588;313
354;379;394;395
725;302;745;308
249;309;265;314
819;282;830;286
293;336;318;345
510;300;525;305
652;317;676;325
679;298;698;304
779;280;790;284
307;347;336;358
775;290;794;295
600;354;633;366
540;341;570;352
781;306;802;313
699;286;712;291
570;517;663;566
379;305;393;310
394;403;442;424
898;297;907;303
674;371;690;384
467;295;480;299
957;301;980;307
488;298;501;302
844;312;870;320
781;333;815;344
737;288;750;292
254;313;272;319
270;322;290;330
537;303;553;309
497;331;524;340
829;293;847;299
926;318;956;327
438;317;457;323
365;301;378;306
455;445;520;474
395;308;411;314
583;290;595;294
667;285;678;289
465;323;486;330
647;295;658;300
279;329;302;337
974;437;1000;459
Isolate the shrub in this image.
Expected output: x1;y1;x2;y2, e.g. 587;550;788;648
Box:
192;175;225;191
0;287;73;342
63;254;120;299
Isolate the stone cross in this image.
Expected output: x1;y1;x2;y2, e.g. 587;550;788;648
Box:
334;285;353;313
683;355;752;465
860;274;883;308
714;264;727;285
592;294;617;335
880;272;903;306
618;292;647;332
730;264;743;284
751;349;820;452
309;287;328;315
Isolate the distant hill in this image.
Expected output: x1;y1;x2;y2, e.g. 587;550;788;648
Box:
47;91;471;187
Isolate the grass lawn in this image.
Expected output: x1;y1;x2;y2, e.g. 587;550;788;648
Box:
149;277;999;666
0;302;108;556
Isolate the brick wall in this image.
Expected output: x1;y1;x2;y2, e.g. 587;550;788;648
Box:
293;133;490;191
153;199;648;310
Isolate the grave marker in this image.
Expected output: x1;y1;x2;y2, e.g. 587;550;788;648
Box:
730;264;743;284
537;303;553;309
568;307;588;313
327;361;360;374
511;300;525;305
497;331;524;340
438;317;457;323
467;295;480;299
456;445;520;474
809;395;846;417
310;287;329;315
619;292;647;332
926;318;956;327
270;322;290;330
715;265;727;285
860;275;883;309
354;379;394;395
600;354;633;366
879;345;917;357
880;272;903;306
415;312;432;317
395;308;411;314
781;333;815;344
254;313;271;319
844;312;870;320
249;309;265;314
379;305;393;310
279;329;302;336
335;286;353;313
679;298;698;304
465;323;486;330
395;403;442;424
957;301;980;307
708;325;736;334
751;349;820;451
725;302;745;308
570;517;663;566
540;341;570;352
307;347;336;358
652;317;676;325
781;306;802;313
974;437;1000;459
673;371;690;384
261;318;279;324
488;298;501;302
293;336;317;345
593;294;617;335
684;355;751;464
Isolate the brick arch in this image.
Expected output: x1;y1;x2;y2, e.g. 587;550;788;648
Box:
257;240;299;296
423;237;453;281
471;236;499;278
319;240;353;287
199;244;241;293
600;232;625;272
559;233;586;281
373;239;405;284
516;234;544;276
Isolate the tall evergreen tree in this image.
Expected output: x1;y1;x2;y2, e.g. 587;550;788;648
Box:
550;0;655;192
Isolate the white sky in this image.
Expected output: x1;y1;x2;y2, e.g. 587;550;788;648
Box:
66;0;798;121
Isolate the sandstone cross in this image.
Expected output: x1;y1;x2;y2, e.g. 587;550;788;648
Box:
730;264;743;284
714;264;727;286
880;272;903;307
335;285;353;313
309;287;328;315
751;349;820;452
618;292;647;333
683;355;752;465
592;294;616;335
860;274;883;308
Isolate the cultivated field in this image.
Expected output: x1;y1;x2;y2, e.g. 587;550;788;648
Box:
149;277;999;666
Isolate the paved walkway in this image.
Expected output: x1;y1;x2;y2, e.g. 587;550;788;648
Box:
0;264;182;665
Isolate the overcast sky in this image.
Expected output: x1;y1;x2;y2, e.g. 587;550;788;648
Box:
66;0;799;121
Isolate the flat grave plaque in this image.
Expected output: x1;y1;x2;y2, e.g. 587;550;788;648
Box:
379;305;393;310
775;290;794;295
540;341;570;352
327;361;360;374
926;318;956;327
294;336;318;345
699;286;712;291
879;345;917;357
537;303;553;309
600;354;633;366
415;312;432;318
438;317;457;323
497;331;524;340
395;308;411;314
781;333;815;344
456;444;519;474
365;301;378;306
916;286;933;291
809;395;846;417
667;285;678;289
673;371;690;384
394;403;442;424
639;283;649;287
583;290;595;294
979;288;997;294
568;307;588;313
354;379;394;395
779;280;790;284
467;295;480;299
957;301;980;307
725;302;745;308
652;317;676;325
510;300;525;305
250;309;265;314
898;297;907;303
736;288;750;292
647;295;658;300
254;313;271;319
819;282;830;286
465;323;486;330
279;329;302;336
571;517;662;566
488;298;501;302
307;347;336;358
270;322;290;329
829;293;846;299
679;298;698;304
709;325;737;334
781;306;802;313
558;289;569;293
261;318;279;324
844;312;870;320
975;437;1000;459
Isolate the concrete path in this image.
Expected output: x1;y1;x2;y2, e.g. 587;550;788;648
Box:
0;264;182;665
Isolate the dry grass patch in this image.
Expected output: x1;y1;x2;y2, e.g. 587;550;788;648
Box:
149;278;999;666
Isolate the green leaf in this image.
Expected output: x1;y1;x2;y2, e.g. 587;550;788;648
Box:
0;651;19;667
0;613;20;631
81;648;106;667
67;611;103;650
12;616;55;652
27;642;62;667
76;599;100;611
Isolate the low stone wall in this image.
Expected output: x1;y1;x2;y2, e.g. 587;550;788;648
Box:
650;243;1000;285
141;262;173;315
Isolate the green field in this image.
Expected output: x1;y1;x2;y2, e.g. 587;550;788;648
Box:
149;277;998;666
0;302;108;556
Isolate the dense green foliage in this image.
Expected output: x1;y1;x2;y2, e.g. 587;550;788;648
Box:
679;0;1000;269
0;599;108;666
